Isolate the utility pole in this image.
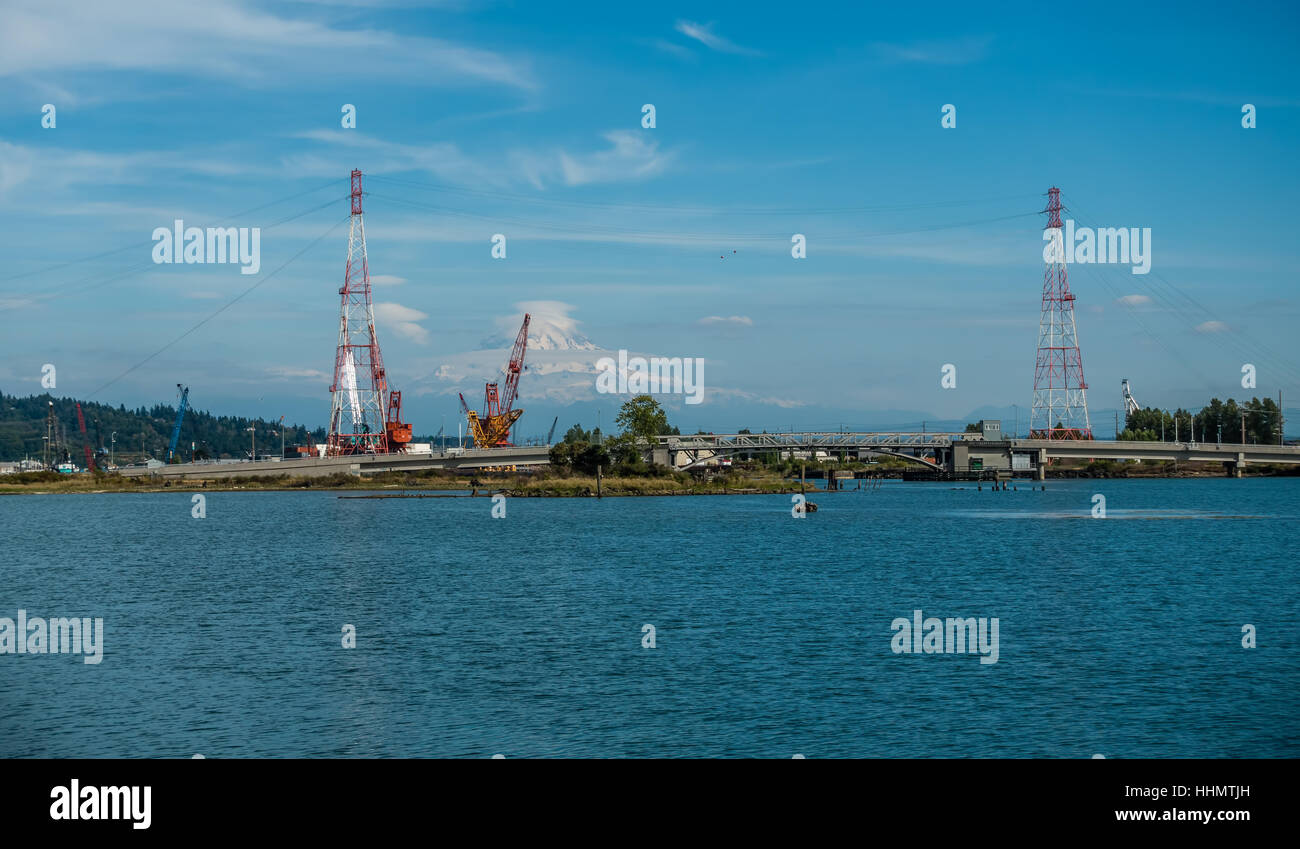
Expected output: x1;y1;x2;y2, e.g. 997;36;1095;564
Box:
247;426;255;462
110;431;116;466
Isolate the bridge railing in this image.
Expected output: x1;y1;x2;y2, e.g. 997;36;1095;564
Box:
655;432;966;450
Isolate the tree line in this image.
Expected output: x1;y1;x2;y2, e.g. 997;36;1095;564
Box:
0;392;324;463
1122;396;1282;444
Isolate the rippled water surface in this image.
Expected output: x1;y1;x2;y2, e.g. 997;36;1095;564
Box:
2;478;1297;757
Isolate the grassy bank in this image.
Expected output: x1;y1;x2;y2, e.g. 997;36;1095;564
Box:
0;467;804;497
2;459;1295;496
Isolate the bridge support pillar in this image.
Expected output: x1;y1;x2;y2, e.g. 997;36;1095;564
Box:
1035;448;1047;481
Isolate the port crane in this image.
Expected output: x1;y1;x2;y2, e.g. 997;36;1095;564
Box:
459;313;531;448
385;391;413;453
75;402;93;471
166;385;189;463
1122;379;1141;416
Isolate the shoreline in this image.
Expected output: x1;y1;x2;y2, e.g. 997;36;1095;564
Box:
2;462;1297;496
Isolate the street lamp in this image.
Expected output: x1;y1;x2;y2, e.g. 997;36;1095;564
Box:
246;427;256;462
110;432;116;466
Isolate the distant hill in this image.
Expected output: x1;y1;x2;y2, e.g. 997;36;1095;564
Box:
0;392;325;463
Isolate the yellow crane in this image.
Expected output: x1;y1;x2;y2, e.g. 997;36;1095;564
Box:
459;314;530;449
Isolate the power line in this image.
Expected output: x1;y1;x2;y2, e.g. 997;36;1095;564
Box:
1;178;345;286
366;174;1042;216
370;191;1040;243
7;194;349;305
86;214;351;400
1065;199;1300;387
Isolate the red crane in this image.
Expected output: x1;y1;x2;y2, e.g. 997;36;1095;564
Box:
75;402;93;471
500;313;530;424
460;314;531;447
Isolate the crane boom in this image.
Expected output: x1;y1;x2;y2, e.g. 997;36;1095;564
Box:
501;313;531;415
76;402;93;471
459;314;531;449
167;385;189;463
1122;379;1140;416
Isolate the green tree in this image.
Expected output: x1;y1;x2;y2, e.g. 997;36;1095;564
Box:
562;423;591;444
615;395;670;442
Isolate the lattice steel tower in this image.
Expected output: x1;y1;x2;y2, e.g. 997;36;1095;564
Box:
327;170;390;455
1030;187;1093;439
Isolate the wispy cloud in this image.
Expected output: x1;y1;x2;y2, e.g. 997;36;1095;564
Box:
696;315;753;327
375;302;431;344
267;366;329;380
1195;320;1228;333
648;38;694;59
673;20;762;56
290;128;674;189
0;0;536;90
1116;294;1152;306
871;36;991;65
557;131;674;186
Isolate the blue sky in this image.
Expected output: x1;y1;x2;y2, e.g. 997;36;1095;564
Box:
2;0;1298;438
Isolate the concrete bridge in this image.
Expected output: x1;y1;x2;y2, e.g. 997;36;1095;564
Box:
653;431;961;471
117;445;552;481
653;430;1300;478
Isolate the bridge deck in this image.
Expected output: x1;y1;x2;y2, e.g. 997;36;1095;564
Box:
117;446;552;480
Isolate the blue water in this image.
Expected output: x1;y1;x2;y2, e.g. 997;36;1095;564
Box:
2;479;1297;758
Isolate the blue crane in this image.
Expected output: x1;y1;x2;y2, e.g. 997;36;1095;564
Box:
166;384;190;463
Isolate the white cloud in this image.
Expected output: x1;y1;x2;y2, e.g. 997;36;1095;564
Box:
1116;294;1152;306
369;274;406;286
1195;320;1228;333
707;387;806;409
557;131;674;186
493;301;597;351
268;366;329;380
0;0;535;90
696;315;753;327
288;129;674;189
673;20;761;56
375;302;430;344
871;37;991;65
648;38;693;58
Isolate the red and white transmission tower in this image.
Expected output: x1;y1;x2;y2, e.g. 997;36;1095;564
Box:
1030;187;1093;440
327;170;390;455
